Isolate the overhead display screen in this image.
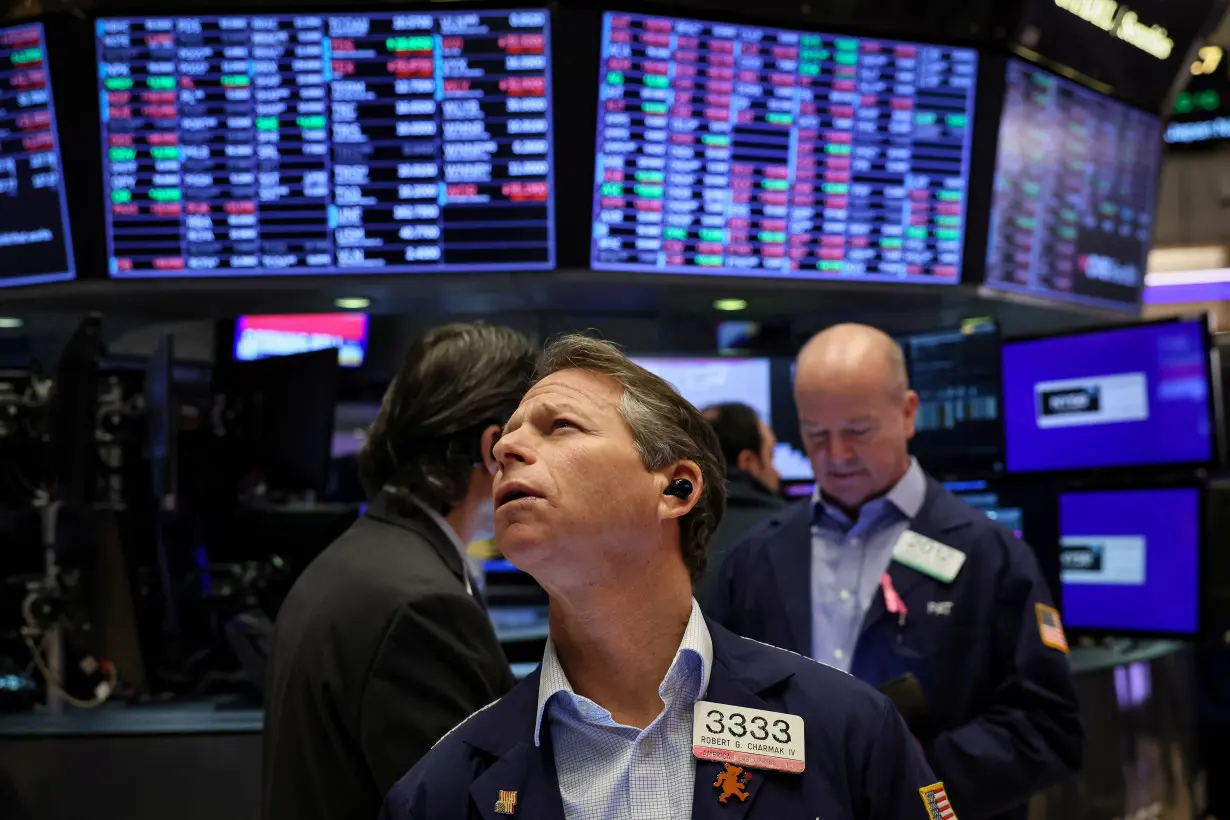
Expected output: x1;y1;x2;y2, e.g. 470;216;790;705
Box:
234;313;368;368
1060;487;1201;636
96;10;554;278
985;60;1161;312
591;12;978;284
1001;319;1215;473
0;22;75;287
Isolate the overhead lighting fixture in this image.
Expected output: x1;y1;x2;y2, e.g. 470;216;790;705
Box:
0;317;23;329
713;298;747;312
334;297;370;310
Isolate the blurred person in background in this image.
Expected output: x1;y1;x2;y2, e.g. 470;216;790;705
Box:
262;323;536;820
694;402;783;607
709;323;1083;820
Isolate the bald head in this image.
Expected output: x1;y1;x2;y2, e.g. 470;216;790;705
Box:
794;323;918;515
796;323;909;400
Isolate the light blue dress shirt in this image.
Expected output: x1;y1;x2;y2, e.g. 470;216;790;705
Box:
810;458;927;670
535;599;714;820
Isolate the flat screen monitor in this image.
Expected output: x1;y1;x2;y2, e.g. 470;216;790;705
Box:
591;12;978;284
96;10;554;278
631;356;812;482
984;60;1162;312
234;313;368;368
1002;318;1216;473
900;322;1002;475
0;22;75;287
1059;487;1201;636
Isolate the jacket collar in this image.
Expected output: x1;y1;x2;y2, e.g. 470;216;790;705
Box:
726;469;786;510
462;620;797;820
363;489;469;586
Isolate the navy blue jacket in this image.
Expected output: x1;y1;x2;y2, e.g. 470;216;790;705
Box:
382;620;943;820
706;477;1083;820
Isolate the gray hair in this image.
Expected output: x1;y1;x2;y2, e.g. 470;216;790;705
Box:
534;333;727;580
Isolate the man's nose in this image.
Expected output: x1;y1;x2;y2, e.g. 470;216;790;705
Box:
827;436;856;463
494;427;534;466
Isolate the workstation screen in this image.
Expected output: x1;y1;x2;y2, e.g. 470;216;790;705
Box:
591;12;978;283
96;10;554;278
234;313;368;368
631;356;812;481
900;322;1001;473
984;60;1161;312
0;22;75;287
1002;319;1216;473
1060;487;1201;636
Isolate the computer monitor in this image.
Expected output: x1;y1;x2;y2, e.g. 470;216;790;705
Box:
591;12;979;284
1001;317;1217;474
630;356;812;481
0;22;75;287
1059;486;1202;637
984;59;1162;312
95;10;554;277
234;313;368;369
900;321;1002;476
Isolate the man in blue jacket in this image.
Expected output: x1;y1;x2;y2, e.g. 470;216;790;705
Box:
383;334;952;820
707;323;1083;820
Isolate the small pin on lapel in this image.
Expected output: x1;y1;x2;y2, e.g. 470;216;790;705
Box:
714;763;752;804
494;790;518;815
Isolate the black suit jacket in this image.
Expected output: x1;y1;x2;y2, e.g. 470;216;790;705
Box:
694;470;785;609
262;491;516;820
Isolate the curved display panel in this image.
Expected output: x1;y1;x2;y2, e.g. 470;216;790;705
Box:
96;10;554;278
0;22;75;287
590;12;978;284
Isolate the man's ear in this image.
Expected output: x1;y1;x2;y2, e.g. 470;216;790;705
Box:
736;449;757;474
657;459;704;521
480;424;501;476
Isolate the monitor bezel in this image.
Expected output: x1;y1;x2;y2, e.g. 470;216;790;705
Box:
1056;480;1208;642
1000;314;1222;478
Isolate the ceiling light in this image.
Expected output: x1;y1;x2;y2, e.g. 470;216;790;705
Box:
0;317;23;329
713;298;747;312
334;297;370;310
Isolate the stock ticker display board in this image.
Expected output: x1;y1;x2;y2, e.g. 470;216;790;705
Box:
590;12;979;284
95;11;554;278
984;60;1161;312
0;22;75;287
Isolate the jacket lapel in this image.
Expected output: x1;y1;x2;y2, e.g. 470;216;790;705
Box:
469;738;565;820
766;504;813;655
860;478;973;634
692;623;799;820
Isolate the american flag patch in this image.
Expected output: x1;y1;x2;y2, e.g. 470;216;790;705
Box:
1035;603;1070;654
494;790;518;815
920;782;957;820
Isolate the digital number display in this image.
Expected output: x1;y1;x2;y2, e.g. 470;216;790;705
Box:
591;12;978;283
96;10;554;278
985;60;1161;312
0;22;75;287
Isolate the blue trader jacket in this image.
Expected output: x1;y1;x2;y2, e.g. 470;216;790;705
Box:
382;620;945;820
706;476;1084;820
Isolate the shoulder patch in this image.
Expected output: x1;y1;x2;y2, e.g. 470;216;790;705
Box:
431;697;503;750
1035;603;1070;654
920;782;956;820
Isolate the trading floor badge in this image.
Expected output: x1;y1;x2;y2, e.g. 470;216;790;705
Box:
714;763;752;804
494;790;518;815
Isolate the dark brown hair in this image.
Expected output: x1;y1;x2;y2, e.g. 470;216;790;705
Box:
535;333;727;581
359;323;536;513
703;402;767;469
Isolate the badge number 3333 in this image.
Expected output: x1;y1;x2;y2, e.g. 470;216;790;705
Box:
691;701;806;774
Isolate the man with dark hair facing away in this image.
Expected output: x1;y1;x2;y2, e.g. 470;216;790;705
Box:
695;402;784;607
263;323;536;820
382;334;946;820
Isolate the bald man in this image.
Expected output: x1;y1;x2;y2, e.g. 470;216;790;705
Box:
707;324;1083;820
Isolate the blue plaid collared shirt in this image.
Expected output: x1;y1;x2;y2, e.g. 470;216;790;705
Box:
534;598;714;820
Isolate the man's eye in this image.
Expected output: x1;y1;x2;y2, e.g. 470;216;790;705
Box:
552;419;577;431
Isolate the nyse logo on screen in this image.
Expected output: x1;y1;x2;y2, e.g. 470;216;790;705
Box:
1034;373;1149;428
1041;387;1100;416
1060;544;1104;571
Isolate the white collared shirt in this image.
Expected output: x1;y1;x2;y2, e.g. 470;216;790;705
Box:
387;487;473;596
535;599;714;820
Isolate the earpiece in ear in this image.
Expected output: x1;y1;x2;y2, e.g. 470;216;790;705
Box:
664;478;694;499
